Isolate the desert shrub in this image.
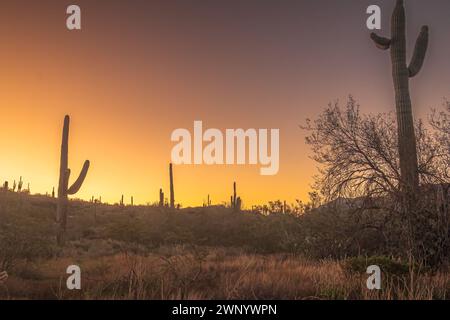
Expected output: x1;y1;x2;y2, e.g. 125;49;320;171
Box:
0;194;57;270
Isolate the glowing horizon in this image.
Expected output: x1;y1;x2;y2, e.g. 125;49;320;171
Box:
1;0;449;207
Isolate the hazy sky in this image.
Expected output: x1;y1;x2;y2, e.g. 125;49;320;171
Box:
0;0;449;206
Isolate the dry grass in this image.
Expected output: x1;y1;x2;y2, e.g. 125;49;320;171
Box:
0;246;448;300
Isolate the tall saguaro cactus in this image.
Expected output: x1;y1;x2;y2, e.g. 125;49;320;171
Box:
370;0;428;193
56;115;90;245
169;163;175;208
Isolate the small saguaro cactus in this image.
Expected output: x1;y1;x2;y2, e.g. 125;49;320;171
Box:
169;163;175;208
52;187;55;198
131;196;134;206
231;182;237;208
236;197;242;211
120;194;124;206
12;180;16;192
56;115;90;245
370;0;428;193
159;188;164;207
3;181;8;191
17;176;23;192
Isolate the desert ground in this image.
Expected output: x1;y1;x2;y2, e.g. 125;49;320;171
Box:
0;191;448;300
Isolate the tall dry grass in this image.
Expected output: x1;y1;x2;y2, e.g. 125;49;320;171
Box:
0;246;448;300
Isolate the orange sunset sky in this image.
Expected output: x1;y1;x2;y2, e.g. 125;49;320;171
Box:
0;0;449;207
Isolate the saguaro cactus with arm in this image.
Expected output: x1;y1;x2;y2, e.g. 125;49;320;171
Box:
370;0;428;193
56;115;90;245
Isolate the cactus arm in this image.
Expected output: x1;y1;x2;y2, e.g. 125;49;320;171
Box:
67;160;90;195
408;26;429;78
370;33;391;50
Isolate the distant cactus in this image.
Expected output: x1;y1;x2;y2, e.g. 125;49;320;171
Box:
159;188;164;206
3;181;8;191
17;176;23;192
120;194;124;206
169;163;175;208
12;180;16;192
236;197;242;211
52;187;55;198
131;196;134;206
370;0;428;193
56;115;90;245
231;182;237;208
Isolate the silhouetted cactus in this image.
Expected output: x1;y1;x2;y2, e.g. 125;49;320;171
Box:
131;196;134;206
236;197;242;211
159;188;164;207
120;194;124;206
169;163;175;208
3;181;8;191
232;182;237;208
17;176;23;192
12;180;16;192
52;187;55;198
370;0;428;193
56;115;90;245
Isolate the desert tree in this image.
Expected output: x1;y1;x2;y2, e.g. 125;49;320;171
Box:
303;97;449;265
303;97;448;203
429;101;450;180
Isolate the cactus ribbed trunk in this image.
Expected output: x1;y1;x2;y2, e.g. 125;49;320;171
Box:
390;1;419;192
56;115;90;245
169;163;175;208
371;0;428;194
